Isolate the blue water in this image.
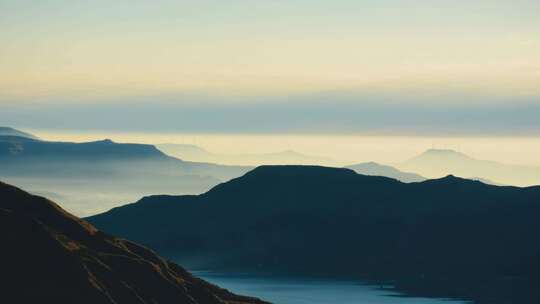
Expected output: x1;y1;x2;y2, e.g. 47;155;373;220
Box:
194;271;471;304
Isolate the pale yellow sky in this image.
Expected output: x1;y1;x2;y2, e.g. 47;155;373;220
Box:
1;1;539;102
2;34;539;100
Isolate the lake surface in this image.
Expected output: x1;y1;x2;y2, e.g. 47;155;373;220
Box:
194;271;471;304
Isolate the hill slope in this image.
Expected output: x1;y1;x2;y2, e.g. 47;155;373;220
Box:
88;165;540;303
0;181;267;304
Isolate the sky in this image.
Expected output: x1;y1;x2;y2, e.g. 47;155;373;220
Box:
1;0;539;135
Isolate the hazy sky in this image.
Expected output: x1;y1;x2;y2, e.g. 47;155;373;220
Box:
1;0;539;134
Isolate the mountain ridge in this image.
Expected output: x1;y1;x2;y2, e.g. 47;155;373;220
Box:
398;148;540;186
346;161;426;182
88;165;540;303
0;126;40;140
0;134;250;216
157;143;334;166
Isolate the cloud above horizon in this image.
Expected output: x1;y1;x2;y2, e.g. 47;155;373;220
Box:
1;0;540;101
2;93;539;136
1;1;539;136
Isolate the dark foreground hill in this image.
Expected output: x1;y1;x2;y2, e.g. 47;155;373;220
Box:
0;181;267;304
88;165;540;304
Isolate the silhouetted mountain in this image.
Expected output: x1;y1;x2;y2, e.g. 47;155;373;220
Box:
158;144;211;159
346;161;425;182
88;165;540;304
158;144;334;166
0;126;39;140
0;136;246;177
0;137;250;215
398;149;540;186
468;176;503;186
0;181;267;304
0;137;162;159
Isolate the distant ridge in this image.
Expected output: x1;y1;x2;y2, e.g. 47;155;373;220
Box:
0;127;39;140
0;181;267;304
0;136;250;215
0;137;166;159
399;148;540;186
158;143;334;166
409;148;473;161
88;165;540;303
346;161;425;182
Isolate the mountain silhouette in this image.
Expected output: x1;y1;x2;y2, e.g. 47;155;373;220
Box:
346;161;425;182
1;137;164;159
0;136;247;179
0;126;40;140
0;181;267;304
157;144;334;166
88;165;540;303
0;134;250;215
399;148;540;186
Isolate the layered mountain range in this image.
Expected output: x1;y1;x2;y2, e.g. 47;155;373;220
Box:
398;148;540;186
157;143;334;166
346;161;425;182
88;165;540;303
0;128;250;215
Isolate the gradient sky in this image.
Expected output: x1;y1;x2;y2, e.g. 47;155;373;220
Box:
1;0;539;134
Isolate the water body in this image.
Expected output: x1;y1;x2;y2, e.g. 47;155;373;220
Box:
194;272;471;304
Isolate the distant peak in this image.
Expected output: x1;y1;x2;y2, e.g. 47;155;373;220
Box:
424;149;462;154
423;174;483;185
347;162;387;169
413;149;472;160
94;139;114;144
438;174;466;181
362;161;382;166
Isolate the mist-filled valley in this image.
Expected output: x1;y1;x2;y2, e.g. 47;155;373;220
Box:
0;128;250;215
3;127;540;217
